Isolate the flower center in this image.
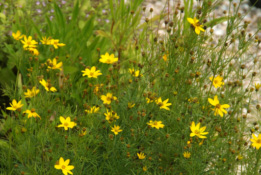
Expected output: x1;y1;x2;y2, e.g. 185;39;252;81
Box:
158;102;163;107
214;80;219;84
216;104;221;109
195;22;201;27
106;97;112;102
257;139;261;144
194;129;200;135
61;165;66;169
64;122;69;127
90;72;94;76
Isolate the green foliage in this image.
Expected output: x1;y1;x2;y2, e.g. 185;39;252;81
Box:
1;0;261;174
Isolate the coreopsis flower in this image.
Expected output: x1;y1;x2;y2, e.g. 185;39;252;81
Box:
190;122;208;139
79;129;87;137
255;83;261;91
46;58;63;71
21;36;38;49
104;110;119;123
6;99;23;111
111;125;122;135
26;47;39;56
127;102;135;109
93;84;104;95
23;108;41;119
12;30;24;40
57;116;77;130
187;17;205;35
250;133;261;150
146;97;153;103
237;155;243;160
99;52;118;64
50;39;66;49
155;97;172;110
209;75;224;88
208;95;230;117
85;106;100;114
39;79;57;92
137;152;146;160
143;166;147;171
40;36;52;45
162;54;168;62
24;87;40;98
183;151;191;159
147;120;164;129
101;93;117;104
129;68;143;77
82;66;102;78
54;157;74;175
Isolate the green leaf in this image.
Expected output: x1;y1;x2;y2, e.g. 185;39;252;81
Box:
63;66;79;74
96;30;113;40
205;17;228;28
0;68;16;86
54;3;66;37
72;0;80;23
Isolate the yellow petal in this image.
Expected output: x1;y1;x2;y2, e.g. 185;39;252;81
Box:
221;104;230;108
195;27;200;35
64;159;70;166
187;18;194;24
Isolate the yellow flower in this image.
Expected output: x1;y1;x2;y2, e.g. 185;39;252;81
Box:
127;102;135;109
237;155;243;160
50;39;66;49
24;87;40;98
57;116;77;130
93;84;104;94
12;30;24;40
190;121;208;139
255;83;261;91
46;58;63;71
99;52;118;64
79;129;87;137
104;110;119;123
129;68;143;77
21;36;38;49
137;152;146;160
85;106;100;114
250;133;261;150
155;97;172;110
209;75;224;88
54;157;74;175
147;120;164;129
101;93;117;104
23;108;41;119
41;36;52;45
199;139;204;146
26;47;39;56
82;66;102;78
143;166;147;171
187;17;205;35
6;99;23;111
146;97;153;103
208;95;230;117
111;125;122;135
183;151;191;159
162;54;168;62
39;79;57;92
